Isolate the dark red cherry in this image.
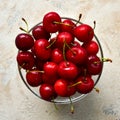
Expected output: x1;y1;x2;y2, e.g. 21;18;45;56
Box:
15;33;34;51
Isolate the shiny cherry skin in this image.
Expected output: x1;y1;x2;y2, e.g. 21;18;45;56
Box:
42;73;58;85
66;46;87;65
43;62;58;77
58;61;78;80
17;51;35;70
74;24;94;43
26;70;43;87
59;19;75;34
87;55;103;75
34;39;51;60
51;48;64;64
66;82;76;97
56;32;74;50
32;25;50;40
43;12;61;33
82;40;99;55
54;79;68;97
76;76;94;94
40;84;57;101
15;33;34;51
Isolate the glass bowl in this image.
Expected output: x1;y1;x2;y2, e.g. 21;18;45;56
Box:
18;17;104;104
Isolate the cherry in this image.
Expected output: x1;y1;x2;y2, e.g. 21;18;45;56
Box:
82;40;99;55
43;12;61;33
76;76;94;94
54;79;68;97
66;46;87;65
87;55;103;75
15;33;34;51
26;70;43;87
66;82;76;97
40;84;57;101
51;48;64;64
34;39;51;60
43;62;58;77
74;24;94;43
42;73;58;85
34;58;45;70
32;25;50;40
56;32;74;50
17;51;35;70
59;19;75;34
58;61;78;80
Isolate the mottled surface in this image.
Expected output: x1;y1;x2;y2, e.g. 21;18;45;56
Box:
0;0;120;120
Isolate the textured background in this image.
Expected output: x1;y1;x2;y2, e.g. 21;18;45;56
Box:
0;0;120;120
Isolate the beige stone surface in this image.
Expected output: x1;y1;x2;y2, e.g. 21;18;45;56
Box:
0;0;120;120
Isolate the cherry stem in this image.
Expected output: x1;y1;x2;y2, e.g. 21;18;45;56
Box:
93;21;96;30
19;18;29;33
69;96;74;114
101;58;112;63
94;87;100;93
53;21;74;27
52;97;58;110
26;70;45;73
83;69;87;81
68;81;82;88
65;41;76;55
63;40;68;66
94;58;112;64
75;13;82;26
46;38;56;49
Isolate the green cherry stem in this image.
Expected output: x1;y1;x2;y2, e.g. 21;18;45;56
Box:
26;70;45;74
53;21;74;27
46;38;56;49
68;81;82;88
63;40;68;65
101;58;112;63
94;58;112;64
19;18;29;33
52;97;58;111
65;41;76;55
69;96;74;114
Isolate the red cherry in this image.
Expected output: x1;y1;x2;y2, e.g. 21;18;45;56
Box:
56;32;74;50
34;39;51;60
76;76;94;94
43;62;58;77
66;46;87;65
66;82;76;97
59;19;75;34
42;73;58;85
26;70;43;87
74;24;94;43
43;12;61;33
54;79;68;97
82;40;99;55
17;51;35;70
40;84;57;101
51;48;64;64
34;58;45;70
58;61;78;80
87;55;103;75
32;25;50;40
15;33;34;51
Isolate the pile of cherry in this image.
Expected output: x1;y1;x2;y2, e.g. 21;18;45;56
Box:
15;12;110;103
